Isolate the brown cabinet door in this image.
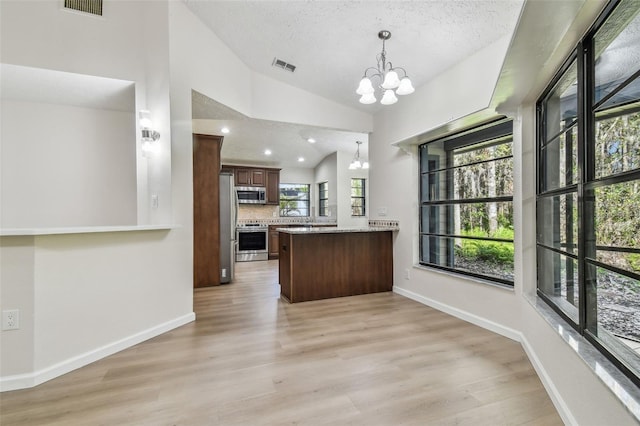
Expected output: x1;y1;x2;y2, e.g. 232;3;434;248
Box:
235;168;265;186
235;169;251;186
251;169;265;186
266;169;280;205
268;229;280;259
193;134;222;288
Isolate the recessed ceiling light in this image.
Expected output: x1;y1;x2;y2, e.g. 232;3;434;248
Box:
221;127;230;134
298;157;305;162
307;138;316;143
264;149;272;155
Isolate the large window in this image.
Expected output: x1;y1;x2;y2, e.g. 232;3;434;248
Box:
279;183;310;217
419;119;514;286
537;0;640;386
318;182;328;216
351;178;366;216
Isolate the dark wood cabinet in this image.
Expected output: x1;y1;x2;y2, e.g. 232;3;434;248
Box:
266;169;280;205
193;134;223;288
235;168;265;186
268;226;280;259
279;230;393;303
223;165;280;202
268;224;335;260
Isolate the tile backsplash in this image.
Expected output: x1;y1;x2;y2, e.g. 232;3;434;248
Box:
237;204;279;220
236;205;338;225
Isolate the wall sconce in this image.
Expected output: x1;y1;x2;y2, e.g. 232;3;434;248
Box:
139;110;160;155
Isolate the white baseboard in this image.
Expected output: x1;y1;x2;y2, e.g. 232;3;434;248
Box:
393;286;521;341
0;312;195;392
393;286;574;424
519;334;576;425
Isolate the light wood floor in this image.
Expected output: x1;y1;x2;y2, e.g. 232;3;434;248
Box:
1;260;561;425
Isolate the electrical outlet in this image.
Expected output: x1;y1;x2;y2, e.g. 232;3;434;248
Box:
404;269;410;280
2;310;20;330
222;268;227;278
151;194;159;209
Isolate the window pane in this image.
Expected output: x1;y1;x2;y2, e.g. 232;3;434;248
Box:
540;127;578;192
421;158;514;201
586;264;640;377
537;246;579;323
594;5;640;105
537;192;578;254
453;139;512;167
595;111;640;179
594;179;640;254
352;206;364;216
422;201;513;237
543;60;578;142
280;183;309;217
596;77;640;112
420;235;514;282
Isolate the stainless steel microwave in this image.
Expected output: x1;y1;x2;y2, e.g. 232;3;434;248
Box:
236;186;266;204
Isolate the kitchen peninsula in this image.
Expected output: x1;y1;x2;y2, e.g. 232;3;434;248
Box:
278;226;396;303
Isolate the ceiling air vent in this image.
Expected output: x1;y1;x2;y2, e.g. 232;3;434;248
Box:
64;0;103;16
272;58;296;73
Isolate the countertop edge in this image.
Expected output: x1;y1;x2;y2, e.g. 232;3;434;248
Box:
276;227;399;234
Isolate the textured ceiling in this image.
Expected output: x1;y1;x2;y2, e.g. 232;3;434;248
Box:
185;0;525;168
183;0;524;113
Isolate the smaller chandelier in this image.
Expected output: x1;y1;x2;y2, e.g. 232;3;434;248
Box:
356;30;415;105
349;141;369;170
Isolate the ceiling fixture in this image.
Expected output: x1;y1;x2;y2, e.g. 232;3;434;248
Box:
349;141;369;170
298;157;305;162
264;149;272;155
307;138;316;144
221;126;230;134
356;30;415;105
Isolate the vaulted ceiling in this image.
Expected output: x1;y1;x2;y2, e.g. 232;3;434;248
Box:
185;0;525;168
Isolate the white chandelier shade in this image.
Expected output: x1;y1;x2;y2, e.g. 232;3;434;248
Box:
349;141;369;170
356;30;414;105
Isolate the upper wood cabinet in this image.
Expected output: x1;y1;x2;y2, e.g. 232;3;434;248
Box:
235;168;265;187
223;165;281;204
266;169;280;205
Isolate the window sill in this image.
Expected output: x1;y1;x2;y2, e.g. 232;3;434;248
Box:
413;264;515;291
530;296;640;422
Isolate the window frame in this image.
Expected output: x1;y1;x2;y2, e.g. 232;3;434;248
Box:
350;178;366;217
318;181;328;217
279;183;310;217
536;0;640;387
418;118;515;287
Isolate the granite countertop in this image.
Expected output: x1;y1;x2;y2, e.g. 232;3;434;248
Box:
277;226;398;234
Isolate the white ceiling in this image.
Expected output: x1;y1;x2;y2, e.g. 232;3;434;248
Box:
185;0;524;168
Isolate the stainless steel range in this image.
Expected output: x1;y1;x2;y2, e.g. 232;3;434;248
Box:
236;224;268;262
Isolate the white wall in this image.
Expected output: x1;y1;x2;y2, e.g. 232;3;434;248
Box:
1;100;137;228
0;0;186;389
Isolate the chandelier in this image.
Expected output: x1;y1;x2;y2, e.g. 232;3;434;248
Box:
349;141;369;170
356;30;415;105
